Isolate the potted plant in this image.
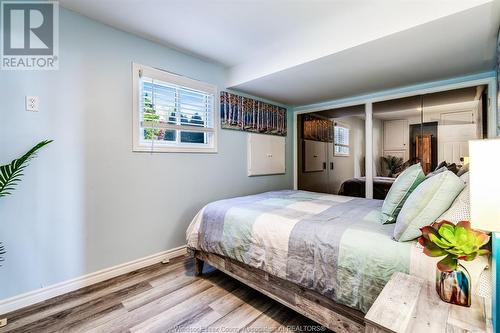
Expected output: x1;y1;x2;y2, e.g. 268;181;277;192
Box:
0;140;53;252
418;220;490;307
382;155;403;177
0;140;52;327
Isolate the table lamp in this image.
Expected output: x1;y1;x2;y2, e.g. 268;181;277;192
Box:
469;139;500;232
469;138;500;333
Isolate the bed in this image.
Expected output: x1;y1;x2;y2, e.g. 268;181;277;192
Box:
338;176;395;199
186;190;488;332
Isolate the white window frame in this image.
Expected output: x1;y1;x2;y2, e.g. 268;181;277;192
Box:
132;63;219;153
334;121;350;156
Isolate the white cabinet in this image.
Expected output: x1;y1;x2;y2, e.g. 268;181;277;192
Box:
303;140;327;172
247;134;286;176
383;119;408;160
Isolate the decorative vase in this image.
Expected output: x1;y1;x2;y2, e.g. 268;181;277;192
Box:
435;263;471;307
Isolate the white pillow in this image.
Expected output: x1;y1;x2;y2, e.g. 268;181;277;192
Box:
394;171;464;241
436;185;469;224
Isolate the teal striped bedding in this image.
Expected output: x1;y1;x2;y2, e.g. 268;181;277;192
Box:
186;190;487;313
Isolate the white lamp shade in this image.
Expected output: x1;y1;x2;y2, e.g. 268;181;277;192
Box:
469;139;500;232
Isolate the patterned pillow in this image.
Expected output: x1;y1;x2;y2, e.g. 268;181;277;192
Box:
436;185;470;224
460;171;469;184
457;163;469;177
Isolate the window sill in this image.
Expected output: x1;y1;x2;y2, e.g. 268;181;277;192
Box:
132;145;218;153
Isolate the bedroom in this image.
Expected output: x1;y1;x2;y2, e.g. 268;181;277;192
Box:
0;1;499;332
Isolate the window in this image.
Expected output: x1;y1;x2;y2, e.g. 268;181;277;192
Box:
133;63;218;153
334;122;350;156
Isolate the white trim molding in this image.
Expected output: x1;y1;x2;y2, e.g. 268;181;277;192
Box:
132;62;219;153
364;102;373;199
0;245;187;315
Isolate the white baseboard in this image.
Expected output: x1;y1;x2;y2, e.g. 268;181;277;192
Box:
0;245;187;315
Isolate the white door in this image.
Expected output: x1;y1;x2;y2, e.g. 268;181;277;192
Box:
384;120;408;160
438;110;478;165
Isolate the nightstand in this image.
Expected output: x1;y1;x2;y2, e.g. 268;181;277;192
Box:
364;272;492;333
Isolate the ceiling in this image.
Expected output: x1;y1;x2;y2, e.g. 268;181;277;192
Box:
60;0;500;106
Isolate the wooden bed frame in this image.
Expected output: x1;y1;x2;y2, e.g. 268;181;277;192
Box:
193;250;366;333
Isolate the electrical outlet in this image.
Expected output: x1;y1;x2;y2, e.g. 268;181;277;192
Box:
26;96;39;112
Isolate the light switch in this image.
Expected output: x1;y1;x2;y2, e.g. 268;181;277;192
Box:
26;96;39;112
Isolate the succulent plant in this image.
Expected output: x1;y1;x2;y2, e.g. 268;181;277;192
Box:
418;220;490;272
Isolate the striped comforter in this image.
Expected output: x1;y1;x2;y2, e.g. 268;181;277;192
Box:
186;190;487;313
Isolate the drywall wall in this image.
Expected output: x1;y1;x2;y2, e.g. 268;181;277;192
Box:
0;8;292;299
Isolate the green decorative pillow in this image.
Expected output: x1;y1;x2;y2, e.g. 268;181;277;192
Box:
393;171;465;241
380;163;425;224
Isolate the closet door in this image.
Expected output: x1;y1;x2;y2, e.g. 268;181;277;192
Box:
384;120;408;160
326;142;337;194
299;139;329;193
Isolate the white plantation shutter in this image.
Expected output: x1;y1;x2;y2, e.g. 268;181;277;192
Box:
334;123;350;156
133;64;218;152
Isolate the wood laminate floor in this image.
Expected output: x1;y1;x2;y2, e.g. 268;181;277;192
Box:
1;255;330;333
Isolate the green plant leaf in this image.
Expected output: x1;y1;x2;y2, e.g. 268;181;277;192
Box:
454;225;469;245
421;239;448;257
447;248;466;256
429;234;453;248
420;225;440;241
477;249;491;256
433;220;455;230
437;254;458;272
0;140;52;197
459;253;477;261
474;232;490;248
420;221;491;268
438;224;456;244
456;220;471;229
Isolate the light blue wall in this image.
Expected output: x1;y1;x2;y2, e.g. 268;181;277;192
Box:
0;9;293;299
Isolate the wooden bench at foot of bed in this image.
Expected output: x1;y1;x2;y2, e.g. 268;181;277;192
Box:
193;250;365;333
